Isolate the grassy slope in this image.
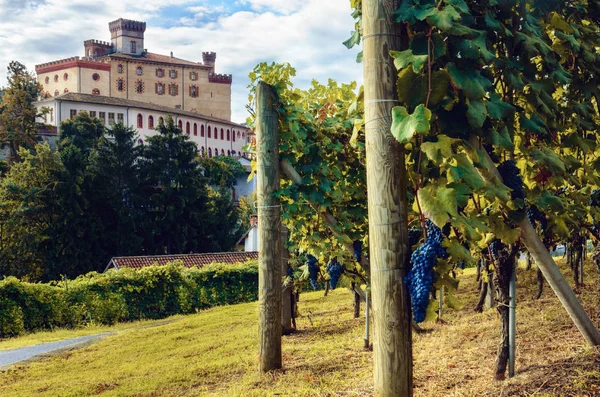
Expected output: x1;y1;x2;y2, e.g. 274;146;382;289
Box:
0;259;598;396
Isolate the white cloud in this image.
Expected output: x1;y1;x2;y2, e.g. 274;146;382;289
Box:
0;0;363;123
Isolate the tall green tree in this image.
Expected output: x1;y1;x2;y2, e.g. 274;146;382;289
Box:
0;144;62;280
0;61;44;164
139;116;211;254
88;122;143;257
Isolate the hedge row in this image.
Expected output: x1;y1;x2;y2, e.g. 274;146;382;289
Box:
0;260;258;338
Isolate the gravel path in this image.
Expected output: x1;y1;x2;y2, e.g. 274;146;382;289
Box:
0;333;113;367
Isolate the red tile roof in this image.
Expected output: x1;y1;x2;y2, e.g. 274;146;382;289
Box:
107;252;258;271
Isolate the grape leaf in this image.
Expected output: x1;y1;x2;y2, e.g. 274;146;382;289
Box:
466;99;487;129
417;185;457;227
390;49;428;73
421;135;457;164
390;104;432;144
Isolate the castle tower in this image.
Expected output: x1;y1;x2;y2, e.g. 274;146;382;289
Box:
109;18;146;56
203;52;216;72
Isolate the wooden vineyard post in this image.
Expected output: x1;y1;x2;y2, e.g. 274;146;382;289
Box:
362;0;413;395
281;223;294;334
256;81;282;372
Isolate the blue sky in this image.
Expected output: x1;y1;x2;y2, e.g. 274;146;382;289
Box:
0;0;363;123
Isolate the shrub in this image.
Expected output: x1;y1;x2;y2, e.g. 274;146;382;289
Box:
0;260;258;338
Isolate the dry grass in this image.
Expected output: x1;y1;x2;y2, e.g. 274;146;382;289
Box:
0;258;598;396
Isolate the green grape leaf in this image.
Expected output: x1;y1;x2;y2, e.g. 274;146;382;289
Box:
450;154;486;190
466;99;487;129
390;104;432;144
447;63;490;100
390;49;428;73
487;93;515;120
417;185;457;227
443;239;472;263
421;135;458;164
343;31;361;49
491;127;514;150
426;5;461;32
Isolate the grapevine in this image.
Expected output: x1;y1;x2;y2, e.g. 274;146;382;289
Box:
497;160;525;201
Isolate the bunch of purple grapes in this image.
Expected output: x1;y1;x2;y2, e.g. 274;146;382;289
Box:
326;259;344;289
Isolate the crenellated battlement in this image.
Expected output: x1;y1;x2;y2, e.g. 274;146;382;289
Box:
202;52;216;63
84;39;112;47
109;18;146;33
35;56;110;74
208;72;232;84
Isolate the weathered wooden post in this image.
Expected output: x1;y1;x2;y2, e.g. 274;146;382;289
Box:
256;81;282;372
363;0;413;395
281;223;294;334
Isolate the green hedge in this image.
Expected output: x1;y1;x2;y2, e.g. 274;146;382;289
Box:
0;260;258;338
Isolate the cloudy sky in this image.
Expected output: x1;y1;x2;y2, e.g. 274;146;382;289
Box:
0;0;363;123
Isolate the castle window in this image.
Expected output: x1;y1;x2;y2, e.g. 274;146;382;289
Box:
136;66;143;76
90;111;96;118
135;80;144;94
201;125;205;137
193;123;197;136
130;41;137;53
50;109;54;122
169;83;178;96
108;112;115;123
178;120;183;130
208;126;211;138
92;73;100;81
63;73;68;81
186;122;190;135
148;115;154;129
221;149;224;156
201;147;205;156
54;89;59;96
227;150;231;156
208;148;212;157
138;139;144;145
117;64;123;73
45;76;49;84
226;129;230;141
54;75;59;82
64;88;69;93
190;85;198;98
99;111;105;123
92;88;101;95
215;147;218;156
88;49;92;57
117;79;124;92
169;69;177;79
117;113;124;122
190;71;198;81
156;82;165;95
159;117;164;125
70;109;77;119
137;114;143;128
232;130;235;142
156;68;164;78
220;128;224;140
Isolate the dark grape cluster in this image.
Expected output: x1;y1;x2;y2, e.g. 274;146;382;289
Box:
326;259;344;290
498;160;525;200
489;239;505;262
306;254;319;290
405;219;446;323
353;240;362;262
408;228;422;251
286;266;294;279
526;204;548;231
590;189;600;207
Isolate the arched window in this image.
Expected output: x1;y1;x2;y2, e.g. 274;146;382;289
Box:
54;89;59;96
220;128;224;140
64;88;69;93
215;147;218;156
186;121;190;135
117;64;123;73
208;148;212;157
208;126;211;138
227;150;231;156
193;123;197;136
227;129;230;141
232;130;236;142
137;114;143;128
201;147;205;156
138;139;144;145
178;120;183;130
54;74;59;82
148;115;154;129
44;76;49;84
238;151;241;157
63;73;68;81
221;149;225;155
117;79;124;91
91;88;99;95
201;125;205;137
136;66;143;76
159;117;164;125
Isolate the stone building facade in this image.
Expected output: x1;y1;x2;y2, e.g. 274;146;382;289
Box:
35;18;232;121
